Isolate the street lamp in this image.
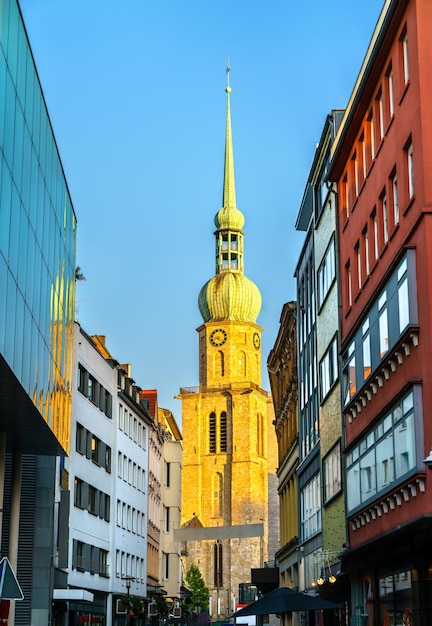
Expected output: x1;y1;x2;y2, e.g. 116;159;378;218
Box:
121;576;135;604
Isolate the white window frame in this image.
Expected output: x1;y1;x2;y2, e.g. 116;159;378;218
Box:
300;474;322;541
402;31;409;84
364;227;370;275
382;193;389;243
323;443;342;503
356;242;362;289
378;90;385;139
392;174;399;223
317;236;336;309
407;142;414;198
319;336;338;402
388;69;394;117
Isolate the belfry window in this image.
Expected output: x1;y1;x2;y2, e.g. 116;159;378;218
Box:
217;231;243;272
220;412;227;452
209;411;228;453
209;412;216;453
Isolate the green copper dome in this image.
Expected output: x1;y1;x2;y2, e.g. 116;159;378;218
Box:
198;76;262;324
199;272;261;323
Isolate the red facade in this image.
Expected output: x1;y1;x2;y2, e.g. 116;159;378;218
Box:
328;0;432;622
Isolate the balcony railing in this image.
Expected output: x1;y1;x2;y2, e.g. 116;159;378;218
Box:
179;382;270;397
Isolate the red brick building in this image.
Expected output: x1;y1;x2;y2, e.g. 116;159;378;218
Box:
328;0;432;623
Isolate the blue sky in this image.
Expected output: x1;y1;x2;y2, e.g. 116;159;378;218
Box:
20;0;384;421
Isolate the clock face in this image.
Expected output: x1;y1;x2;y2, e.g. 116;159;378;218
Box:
253;332;261;349
209;328;227;347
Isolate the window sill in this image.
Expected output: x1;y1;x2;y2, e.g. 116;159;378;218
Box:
342;217;350;232
385;114;395;136
399;80;410;106
375;138;384;158
361;275;370;290
389;222;400;241
324;488;343;508
403;195;415;216
369;258;379;274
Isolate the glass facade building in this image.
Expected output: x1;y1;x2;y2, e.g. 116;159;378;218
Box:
0;0;76;454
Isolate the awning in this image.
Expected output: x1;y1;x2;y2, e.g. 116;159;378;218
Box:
53;589;94;602
228;586;342;617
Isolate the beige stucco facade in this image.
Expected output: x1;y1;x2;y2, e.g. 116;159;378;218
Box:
158;407;183;600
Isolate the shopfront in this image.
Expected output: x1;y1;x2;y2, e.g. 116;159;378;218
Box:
343;519;432;626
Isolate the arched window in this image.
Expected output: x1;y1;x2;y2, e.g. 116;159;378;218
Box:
209;412;216;453
214;541;223;587
257;413;264;456
239;350;247;376
218;350;225;377
220;411;227;452
213;472;223;517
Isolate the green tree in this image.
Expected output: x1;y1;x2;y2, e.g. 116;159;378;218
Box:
183;564;209;613
155;595;171;620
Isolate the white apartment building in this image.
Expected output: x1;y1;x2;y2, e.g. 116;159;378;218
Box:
53;323;151;626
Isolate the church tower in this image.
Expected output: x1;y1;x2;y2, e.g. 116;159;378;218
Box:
179;70;276;619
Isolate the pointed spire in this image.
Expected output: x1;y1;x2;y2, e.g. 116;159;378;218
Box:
223;59;236;210
198;65;262;324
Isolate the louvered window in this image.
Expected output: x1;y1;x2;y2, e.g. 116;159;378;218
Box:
220;412;227;452
209;412;216;453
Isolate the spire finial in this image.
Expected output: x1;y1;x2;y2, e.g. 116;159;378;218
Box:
226;58;231;93
222;59;236;212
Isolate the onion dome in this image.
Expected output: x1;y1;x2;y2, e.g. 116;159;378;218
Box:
199;272;261;323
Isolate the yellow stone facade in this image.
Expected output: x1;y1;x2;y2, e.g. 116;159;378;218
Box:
179;77;276;619
180;346;274;617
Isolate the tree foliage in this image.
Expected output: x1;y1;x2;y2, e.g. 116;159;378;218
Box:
122;594;145;617
183;564;209;613
155;595;171;619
